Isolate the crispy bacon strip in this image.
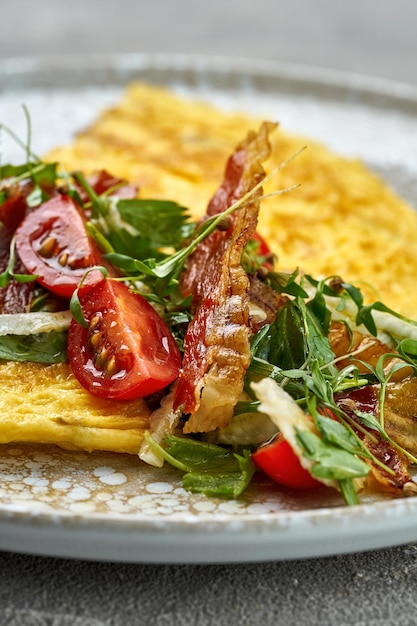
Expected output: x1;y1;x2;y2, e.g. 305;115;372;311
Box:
173;122;275;433
248;274;289;333
329;323;417;493
335;386;417;494
329;321;413;382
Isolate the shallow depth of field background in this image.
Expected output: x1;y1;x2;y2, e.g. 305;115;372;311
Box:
1;0;416;86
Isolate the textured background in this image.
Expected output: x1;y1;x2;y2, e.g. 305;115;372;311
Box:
2;1;417;625
1;0;417;87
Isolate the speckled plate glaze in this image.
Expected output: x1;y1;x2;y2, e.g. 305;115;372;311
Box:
1;54;417;563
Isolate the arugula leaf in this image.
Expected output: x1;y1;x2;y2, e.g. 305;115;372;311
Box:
0;163;32;180
353;409;385;435
315;276;417;337
306;282;331;336
0;236;39;288
339;479;360;506
252;294;335;375
30;162;57;188
397;338;417;364
295;428;370;481
165;435;233;470
299;297;335;369
315;412;364;455
0;161;57;188
267;268;309;297
0;331;67;363
147;434;255;498
182;452;254;498
307;360;334;405
270;302;306;369
250;324;273;360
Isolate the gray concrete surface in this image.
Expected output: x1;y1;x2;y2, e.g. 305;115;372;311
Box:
2;1;417;625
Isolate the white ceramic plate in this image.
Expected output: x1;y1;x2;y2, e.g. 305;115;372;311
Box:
1;54;417;563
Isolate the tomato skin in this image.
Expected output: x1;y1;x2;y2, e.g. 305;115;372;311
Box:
15;194;104;298
85;170;138;199
75;170;138;214
252;434;322;490
68;279;181;400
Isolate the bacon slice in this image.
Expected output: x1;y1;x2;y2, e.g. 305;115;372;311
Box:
329;320;413;382
173;122;275;433
248;275;288;332
382;377;417;458
335;386;417;494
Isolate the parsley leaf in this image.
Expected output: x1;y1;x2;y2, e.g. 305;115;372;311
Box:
94;198;194;261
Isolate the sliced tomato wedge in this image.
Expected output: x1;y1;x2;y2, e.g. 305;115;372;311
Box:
252;434;322;490
15;194;104;298
67;279;181;400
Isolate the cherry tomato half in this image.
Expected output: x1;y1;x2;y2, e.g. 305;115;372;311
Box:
252;434;322;490
15;194;104;298
67;279;181;400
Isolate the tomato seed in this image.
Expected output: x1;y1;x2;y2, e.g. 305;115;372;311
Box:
88;330;104;349
58;252;69;267
95;345;111;370
67;255;78;269
105;355;118;377
38;236;57;258
89;313;102;329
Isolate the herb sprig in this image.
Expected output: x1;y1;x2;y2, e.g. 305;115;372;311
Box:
248;272;417;505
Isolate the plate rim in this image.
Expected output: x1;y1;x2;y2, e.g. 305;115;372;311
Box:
1;52;417;113
1;493;417;563
1;52;417;563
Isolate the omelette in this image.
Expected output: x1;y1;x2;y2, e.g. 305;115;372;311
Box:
1;82;417;502
48;82;417;318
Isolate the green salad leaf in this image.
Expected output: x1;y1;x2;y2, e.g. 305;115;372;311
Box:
0;330;67;363
145;434;255;498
